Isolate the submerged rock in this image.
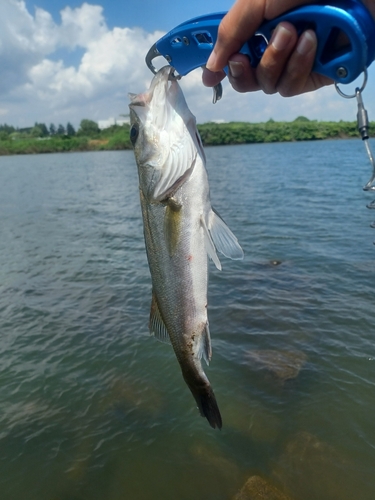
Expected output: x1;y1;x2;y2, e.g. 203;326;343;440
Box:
245;350;307;382
100;375;163;416
190;442;240;482
232;475;293;500
272;431;358;500
224;402;281;443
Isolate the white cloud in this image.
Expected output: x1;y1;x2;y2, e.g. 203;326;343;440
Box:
0;1;169;125
0;1;374;127
0;1;55;93
59;3;107;49
17;25;164;122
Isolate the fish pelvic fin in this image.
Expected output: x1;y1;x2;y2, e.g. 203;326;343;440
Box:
188;382;222;430
197;322;212;366
208;208;244;261
149;291;171;345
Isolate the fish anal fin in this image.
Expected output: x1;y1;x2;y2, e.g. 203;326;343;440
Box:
209;209;244;260
201;216;222;271
149;292;171;345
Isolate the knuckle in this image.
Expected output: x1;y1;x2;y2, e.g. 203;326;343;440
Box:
263;86;277;95
276;76;302;97
216;22;228;43
217;15;245;51
259;79;277;94
276;67;304;97
217;20;235;49
277;86;294;97
230;81;252;93
257;70;278;95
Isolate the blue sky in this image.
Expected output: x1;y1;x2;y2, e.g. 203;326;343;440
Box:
1;0;375;128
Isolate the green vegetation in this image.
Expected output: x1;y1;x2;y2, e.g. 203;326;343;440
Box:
77;119;99;137
0;117;373;156
197;119;369;146
0;120;132;155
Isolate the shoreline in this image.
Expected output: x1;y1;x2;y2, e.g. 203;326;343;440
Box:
0;120;373;156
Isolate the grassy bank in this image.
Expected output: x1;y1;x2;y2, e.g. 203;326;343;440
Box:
0;125;133;156
0;120;373;156
197;120;369;145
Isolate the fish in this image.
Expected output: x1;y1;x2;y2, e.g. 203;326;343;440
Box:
129;66;243;429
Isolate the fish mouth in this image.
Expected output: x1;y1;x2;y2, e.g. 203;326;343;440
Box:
129;65;176;108
154;65;177;82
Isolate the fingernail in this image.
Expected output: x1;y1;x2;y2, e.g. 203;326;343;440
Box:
271;25;293;51
228;60;244;78
296;30;316;55
206;50;217;71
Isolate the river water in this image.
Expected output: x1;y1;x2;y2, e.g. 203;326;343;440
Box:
0;140;374;500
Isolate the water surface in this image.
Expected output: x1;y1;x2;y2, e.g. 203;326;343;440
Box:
0;141;374;499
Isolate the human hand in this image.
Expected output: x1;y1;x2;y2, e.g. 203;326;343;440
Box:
202;0;334;97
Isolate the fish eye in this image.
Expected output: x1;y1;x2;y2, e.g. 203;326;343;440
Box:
130;124;139;145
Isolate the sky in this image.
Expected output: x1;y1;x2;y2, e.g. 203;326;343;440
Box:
1;0;375;129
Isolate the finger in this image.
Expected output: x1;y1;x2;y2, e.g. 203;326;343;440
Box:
206;0;313;72
227;53;260;93
255;22;298;94
202;68;226;87
276;30;332;95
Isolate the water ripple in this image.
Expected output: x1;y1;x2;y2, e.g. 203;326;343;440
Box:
0;145;374;499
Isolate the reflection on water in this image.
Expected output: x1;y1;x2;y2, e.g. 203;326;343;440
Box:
0;142;374;499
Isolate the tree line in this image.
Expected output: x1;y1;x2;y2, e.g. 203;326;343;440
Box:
0;119;100;140
197;116;369;145
0;116;373;156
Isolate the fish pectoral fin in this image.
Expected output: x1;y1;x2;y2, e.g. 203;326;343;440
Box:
149;292;171;345
152;148;196;202
164;198;182;256
208;209;244;260
201;216;222;271
197;322;212;366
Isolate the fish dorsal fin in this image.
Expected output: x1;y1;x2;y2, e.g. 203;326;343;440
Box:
149;292;171;345
208;209;244;260
201;216;222;271
196;322;212;366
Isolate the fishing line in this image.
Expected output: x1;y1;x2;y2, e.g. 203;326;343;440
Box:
335;69;375;242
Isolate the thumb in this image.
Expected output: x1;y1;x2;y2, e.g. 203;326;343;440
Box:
206;0;265;71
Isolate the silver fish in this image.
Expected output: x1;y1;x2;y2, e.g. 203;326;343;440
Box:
129;66;243;429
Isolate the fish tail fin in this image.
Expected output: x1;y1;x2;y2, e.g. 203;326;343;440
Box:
189;384;222;430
